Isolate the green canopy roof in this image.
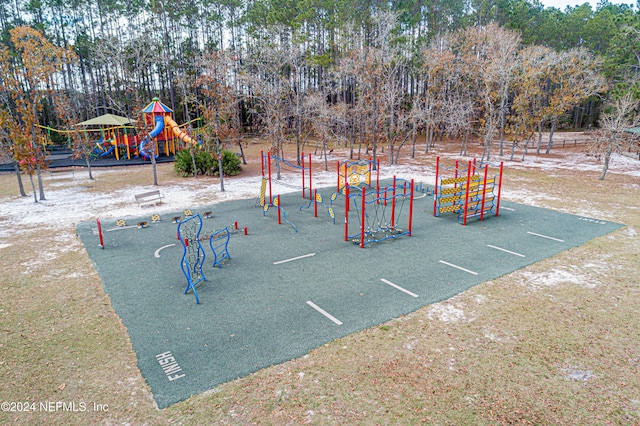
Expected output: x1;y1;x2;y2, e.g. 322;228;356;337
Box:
77;113;136;126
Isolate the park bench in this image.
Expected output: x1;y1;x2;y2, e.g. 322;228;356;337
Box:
135;190;163;207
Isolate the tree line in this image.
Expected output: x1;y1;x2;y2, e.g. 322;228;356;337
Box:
1;0;639;199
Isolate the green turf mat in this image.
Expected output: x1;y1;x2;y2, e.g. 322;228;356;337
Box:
76;183;623;408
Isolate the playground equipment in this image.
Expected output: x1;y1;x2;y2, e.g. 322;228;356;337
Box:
260;150;313;204
337;158;380;193
345;177;415;248
75;113;139;160
141;97;201;160
177;214;207;304
433;157;503;225
262;194;298;232
97;219;104;249
414;182;433;198
91;138;116;158
299;190;338;224
209;228;231;268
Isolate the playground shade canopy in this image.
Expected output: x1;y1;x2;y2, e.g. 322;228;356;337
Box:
77;113;136;126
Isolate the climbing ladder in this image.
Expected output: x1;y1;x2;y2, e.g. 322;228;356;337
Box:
433;157;503;225
177;214;207;304
336;158;380;193
209;227;231;268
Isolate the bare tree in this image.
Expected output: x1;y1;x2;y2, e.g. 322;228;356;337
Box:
241;32;300;178
197;50;242;191
455;24;520;162
543;48;604;154
591;88;640;180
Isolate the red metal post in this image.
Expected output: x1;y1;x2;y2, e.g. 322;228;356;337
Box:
344;185;350;242
308;153;313;200
277;194;282;224
391;176;396;230
313;190;318;218
360;186;366;248
267;151;273;205
463;160;472;226
97;218;104;249
480;163;489;221
301;152;305;199
433;156;440;216
408;179;414;236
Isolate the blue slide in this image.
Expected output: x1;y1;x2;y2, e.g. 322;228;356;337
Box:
149;115;164;138
140;115;164;159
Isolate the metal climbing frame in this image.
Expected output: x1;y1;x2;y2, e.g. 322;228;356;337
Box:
336;158;380;193
209;227;231;268
260;150;313;202
344;177;415;248
433;157;503;225
177;214;207;304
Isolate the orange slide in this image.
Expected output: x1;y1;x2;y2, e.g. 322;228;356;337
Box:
164;116;197;145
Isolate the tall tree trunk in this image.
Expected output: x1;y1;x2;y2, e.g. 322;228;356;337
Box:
86;157;94;180
29;174;38;203
546;119;556;154
13;159;26;196
599;138;614;180
36;164;45;200
522;137;531;161
217;140;225;192
535;121;544;155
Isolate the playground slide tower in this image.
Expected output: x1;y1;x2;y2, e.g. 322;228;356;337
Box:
140;97;198;158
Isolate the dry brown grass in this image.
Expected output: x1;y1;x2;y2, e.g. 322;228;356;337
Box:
0;140;638;425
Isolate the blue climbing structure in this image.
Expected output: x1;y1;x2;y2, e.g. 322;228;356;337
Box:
177;214;207;304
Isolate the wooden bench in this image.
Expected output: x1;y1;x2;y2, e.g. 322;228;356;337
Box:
135;190;163;207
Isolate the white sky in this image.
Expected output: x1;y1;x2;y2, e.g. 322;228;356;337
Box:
538;0;635;10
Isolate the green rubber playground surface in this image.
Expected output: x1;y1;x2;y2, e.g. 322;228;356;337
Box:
76;181;623;408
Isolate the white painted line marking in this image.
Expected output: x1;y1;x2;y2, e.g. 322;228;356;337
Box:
306;301;343;325
414;193;428;199
501;207;515;211
154;244;176;258
105;225;138;232
527;231;564;242
380;278;419;297
438;260;478;275
274;253;316;265
486;244;526;258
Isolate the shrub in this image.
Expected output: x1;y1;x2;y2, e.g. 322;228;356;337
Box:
215;149;242;177
174;148;242;177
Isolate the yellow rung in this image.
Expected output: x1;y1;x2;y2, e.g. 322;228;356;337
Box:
439;205;460;214
440;187;463;195
440;195;463;203
441;176;468;185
